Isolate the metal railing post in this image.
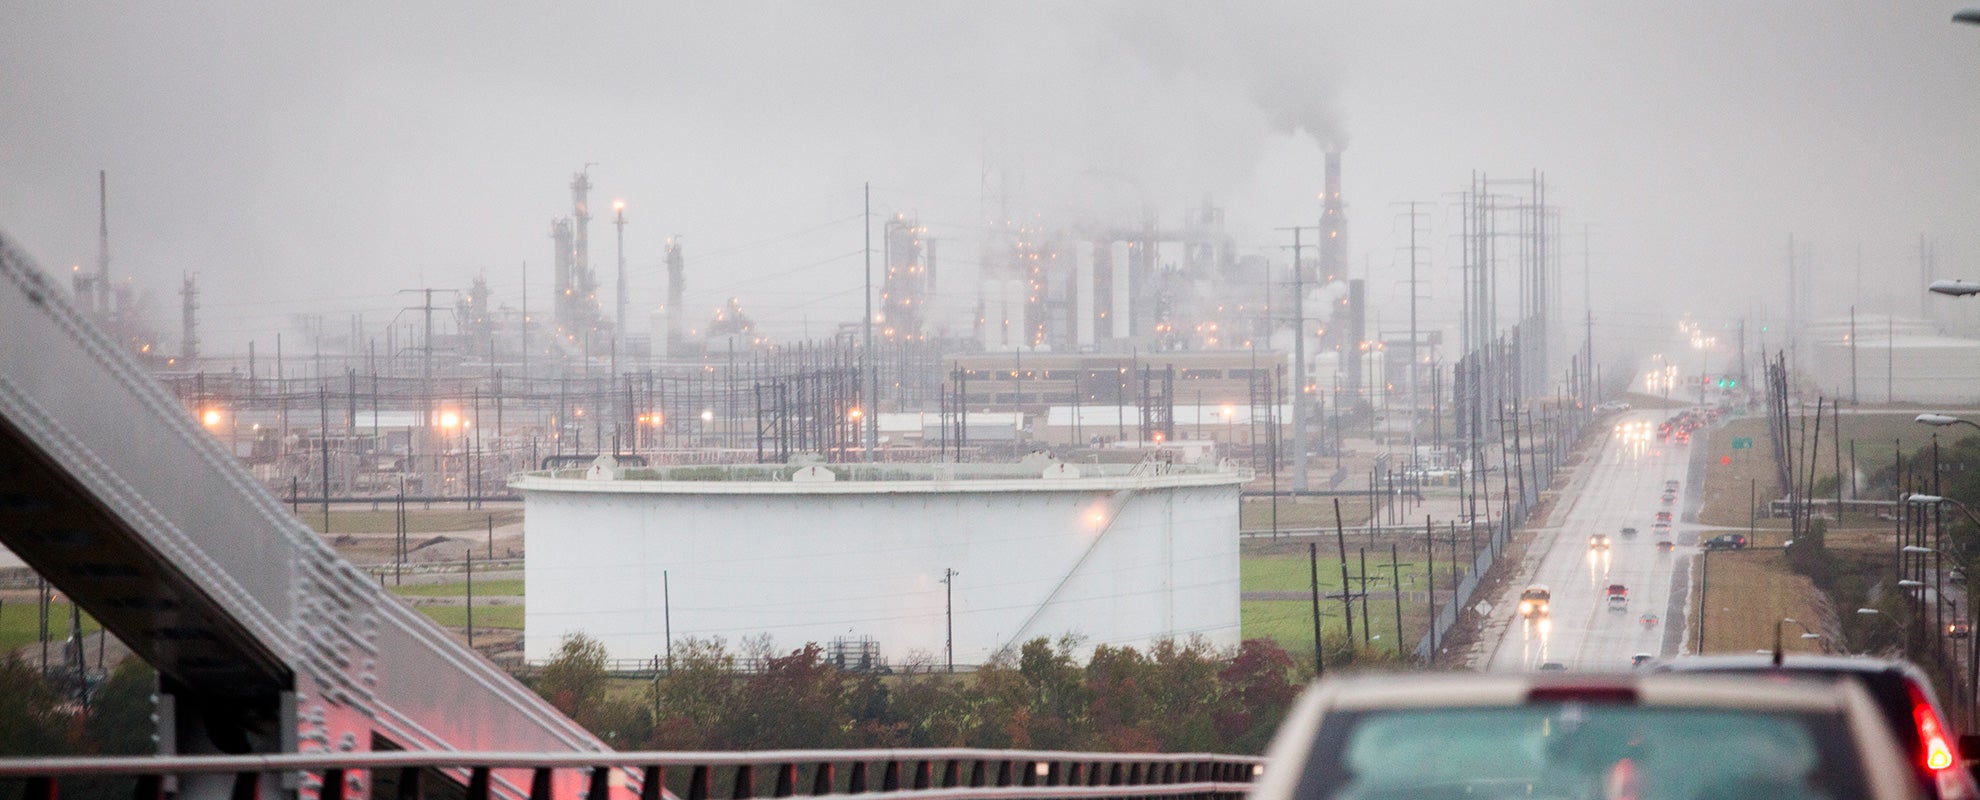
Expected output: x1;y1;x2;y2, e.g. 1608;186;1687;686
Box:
772;763;796;798
589;767;612;800
686;766;709;800
465;768;488;800
640;767;664;800
530;768;554;800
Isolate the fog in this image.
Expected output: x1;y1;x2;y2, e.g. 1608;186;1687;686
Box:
5;2;1979;352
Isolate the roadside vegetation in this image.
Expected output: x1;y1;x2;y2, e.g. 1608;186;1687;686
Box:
526;632;1309;755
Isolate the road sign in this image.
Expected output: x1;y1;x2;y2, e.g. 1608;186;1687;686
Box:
1731;437;1754;450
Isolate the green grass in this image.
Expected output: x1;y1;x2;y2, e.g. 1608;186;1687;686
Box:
1243;554;1351;593
1243;599;1419;656
391;579;523;597
415;604;523;629
0;601;101;653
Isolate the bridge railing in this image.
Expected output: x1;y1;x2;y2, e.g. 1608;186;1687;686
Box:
0;748;1265;800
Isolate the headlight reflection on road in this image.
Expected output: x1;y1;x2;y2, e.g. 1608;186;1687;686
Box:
1587;548;1611;581
1522;615;1553;666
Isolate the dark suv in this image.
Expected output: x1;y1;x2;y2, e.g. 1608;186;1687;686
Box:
1658;655;1978;800
1702;534;1749;550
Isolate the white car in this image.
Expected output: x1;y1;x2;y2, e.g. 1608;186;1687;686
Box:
1250;673;1922;800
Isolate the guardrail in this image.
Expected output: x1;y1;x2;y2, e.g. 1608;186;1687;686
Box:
0;748;1266;800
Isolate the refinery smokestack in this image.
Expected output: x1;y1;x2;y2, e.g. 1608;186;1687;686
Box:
1319;151;1344;283
1319;150;1362;408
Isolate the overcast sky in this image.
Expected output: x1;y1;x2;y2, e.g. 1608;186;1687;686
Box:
5;2;1979;354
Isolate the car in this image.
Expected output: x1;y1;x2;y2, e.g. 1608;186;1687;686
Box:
1620;526;1638;537
1656;540;1675;553
1606;583;1627;609
1657;654;1978;800
1632;653;1655;667
1537;661;1567;671
1703;534;1750;550
1249;673;1921;800
1666;479;1681;491
1950;618;1971;639
1518;584;1551;618
1588;533;1610;550
1661;491;1676;505
1655;510;1673;523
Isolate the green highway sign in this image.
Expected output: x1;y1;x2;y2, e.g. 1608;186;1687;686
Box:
1731;437;1754;450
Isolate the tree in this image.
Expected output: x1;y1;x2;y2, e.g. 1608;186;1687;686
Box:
648;637;742;749
734;644;853;749
84;660;157;755
1215;639;1300;753
530;633;621;740
0;655;73;755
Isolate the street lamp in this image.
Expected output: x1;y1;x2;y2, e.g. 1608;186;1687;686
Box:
1930;279;1980;297
1918;413;1980;435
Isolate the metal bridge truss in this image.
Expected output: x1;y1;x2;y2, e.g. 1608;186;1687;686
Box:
0;232;611;797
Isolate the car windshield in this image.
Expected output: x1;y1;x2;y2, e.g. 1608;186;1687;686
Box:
1304;705;1862;800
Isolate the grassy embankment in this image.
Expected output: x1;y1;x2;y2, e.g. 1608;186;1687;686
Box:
1686;408;1980;655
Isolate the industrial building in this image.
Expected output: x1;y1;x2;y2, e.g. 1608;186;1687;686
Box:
514;458;1247;667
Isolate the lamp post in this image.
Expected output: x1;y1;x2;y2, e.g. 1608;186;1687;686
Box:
1907;490;1980;728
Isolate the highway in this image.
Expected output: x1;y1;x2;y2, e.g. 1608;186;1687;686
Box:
1480;410;1701;672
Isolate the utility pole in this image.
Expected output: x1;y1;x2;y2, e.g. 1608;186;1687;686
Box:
1308;542;1325;677
864;183;877;461
1584;225;1594;404
1334;498;1354;646
613;200;627;372
1405;202;1427;470
465;548;475;649
1279;225;1317;493
941;567;957;672
520;261;529;383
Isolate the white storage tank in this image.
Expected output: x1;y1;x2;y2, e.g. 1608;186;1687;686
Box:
1809;319;1980;403
513;458;1247;667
